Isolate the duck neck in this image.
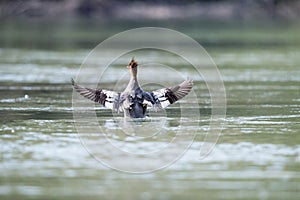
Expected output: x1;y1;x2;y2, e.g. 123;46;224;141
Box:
130;66;138;79
127;67;139;90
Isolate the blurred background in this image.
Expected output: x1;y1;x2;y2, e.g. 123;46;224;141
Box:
0;0;300;200
1;0;300;50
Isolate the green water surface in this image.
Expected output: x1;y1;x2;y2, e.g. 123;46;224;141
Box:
0;19;300;199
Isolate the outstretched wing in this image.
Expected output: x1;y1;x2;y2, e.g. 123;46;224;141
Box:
71;79;120;111
144;79;193;109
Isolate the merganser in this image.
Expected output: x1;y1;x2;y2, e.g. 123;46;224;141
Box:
72;59;193;118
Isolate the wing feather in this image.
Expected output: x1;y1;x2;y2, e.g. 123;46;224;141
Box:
71;78;120;111
144;79;193;109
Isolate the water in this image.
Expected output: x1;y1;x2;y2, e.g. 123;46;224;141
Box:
1;20;300;199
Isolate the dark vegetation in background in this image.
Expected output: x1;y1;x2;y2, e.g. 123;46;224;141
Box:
0;0;299;50
0;0;299;21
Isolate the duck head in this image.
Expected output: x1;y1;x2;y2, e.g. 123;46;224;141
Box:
127;58;138;78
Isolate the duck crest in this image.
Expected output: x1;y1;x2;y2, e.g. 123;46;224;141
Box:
129;58;138;68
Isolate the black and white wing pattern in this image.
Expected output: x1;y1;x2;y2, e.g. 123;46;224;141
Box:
144;79;193;109
71;79;120;111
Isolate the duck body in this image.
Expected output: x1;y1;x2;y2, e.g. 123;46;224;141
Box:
72;59;193;118
122;88;147;118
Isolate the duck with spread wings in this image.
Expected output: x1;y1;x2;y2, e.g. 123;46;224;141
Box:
72;59;193;118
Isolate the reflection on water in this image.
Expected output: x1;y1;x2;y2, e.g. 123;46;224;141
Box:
1;21;300;199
